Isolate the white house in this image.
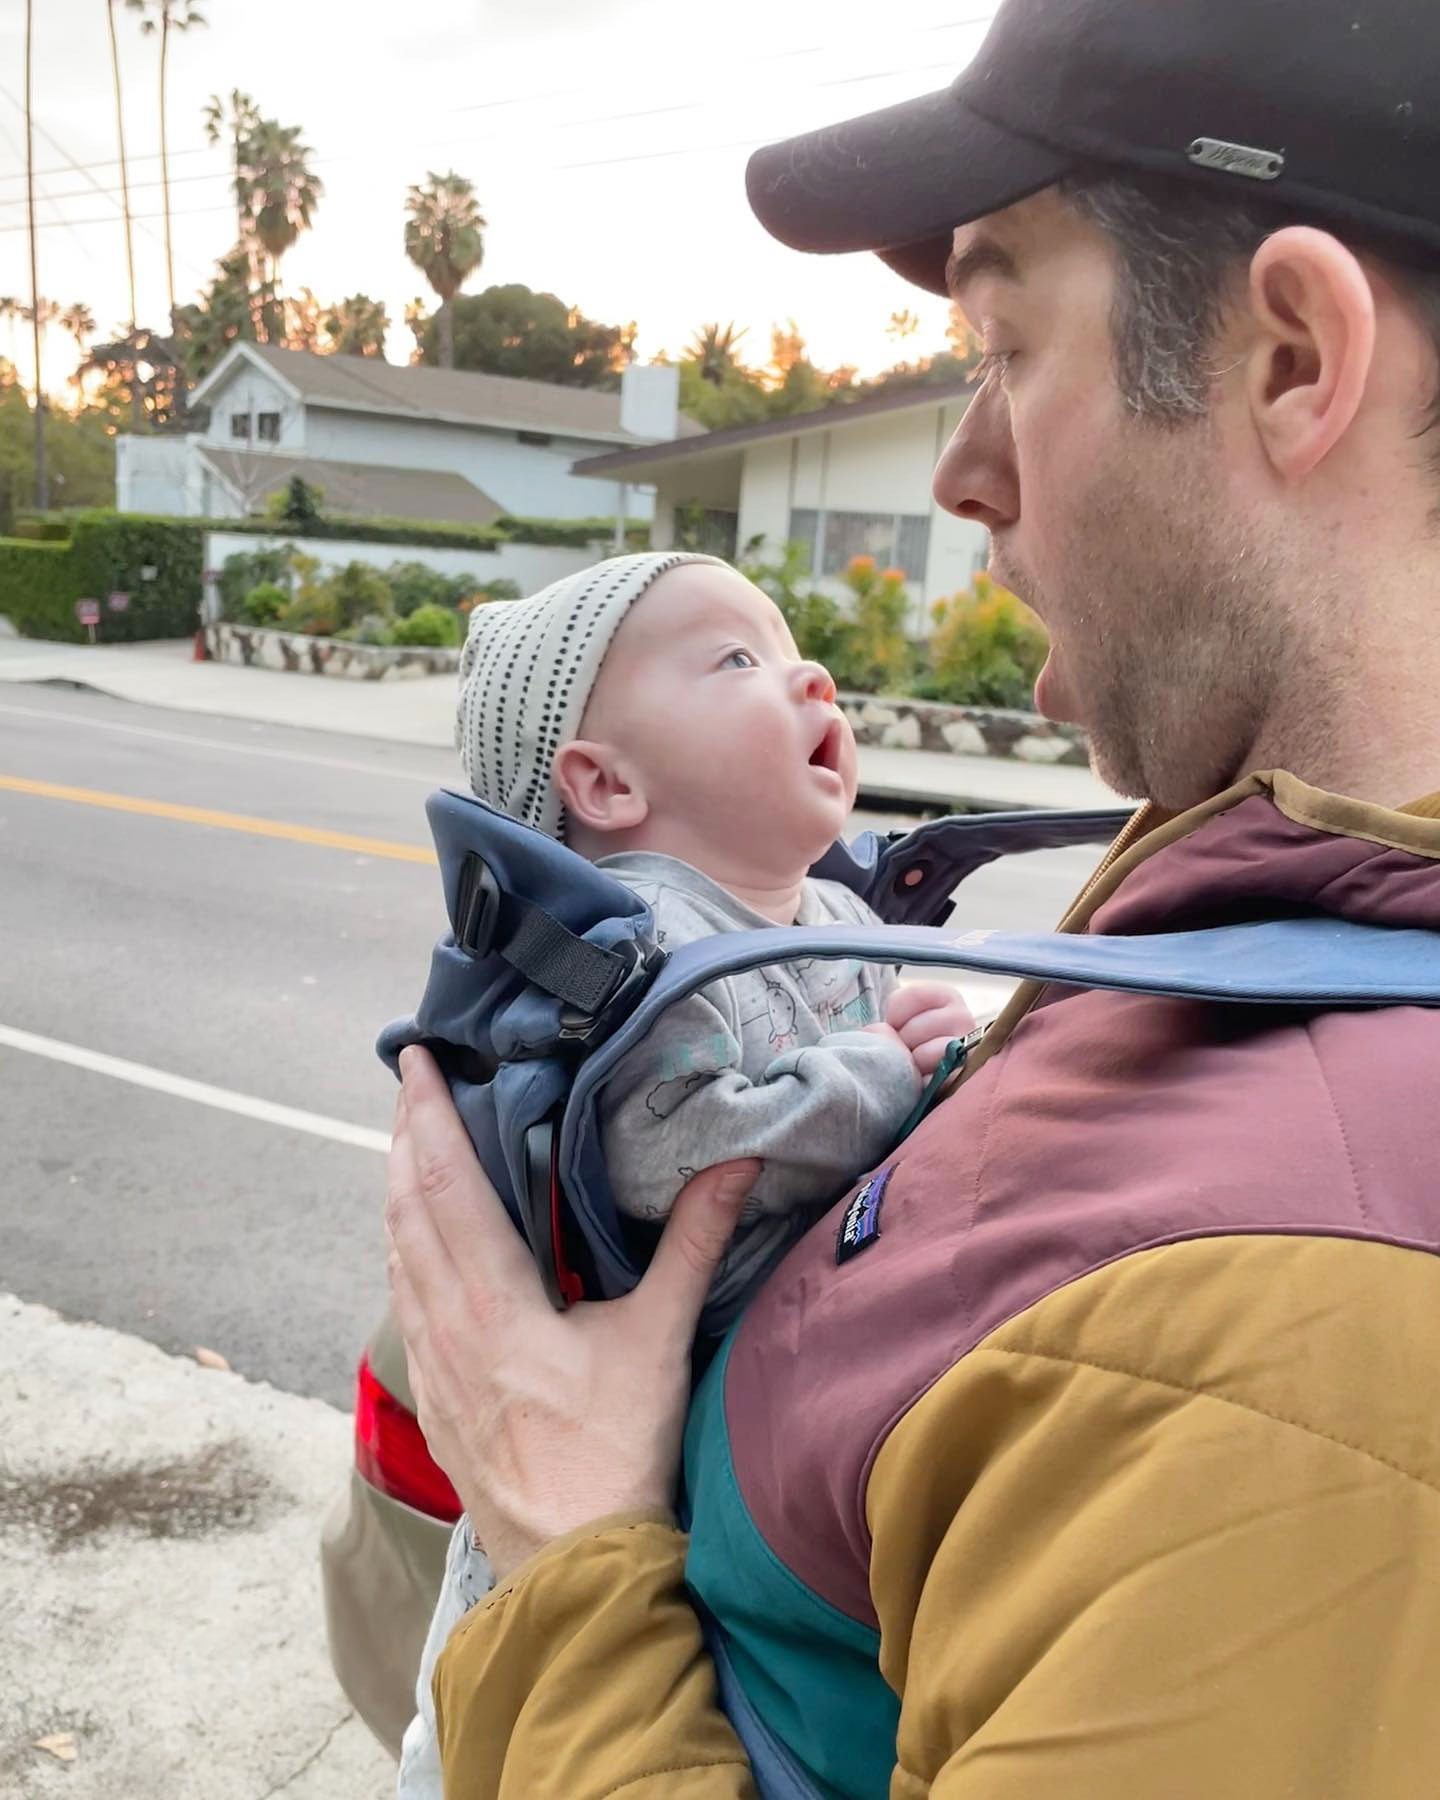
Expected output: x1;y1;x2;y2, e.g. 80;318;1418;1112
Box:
572;379;989;629
116;345;699;525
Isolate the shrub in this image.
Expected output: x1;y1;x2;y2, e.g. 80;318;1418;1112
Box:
343;612;396;646
241;581;288;625
477;577;521;602
919;574;1049;708
328;560;394;630
385;559;453;617
391;603;462;648
828;557;914;695
219;545;294;620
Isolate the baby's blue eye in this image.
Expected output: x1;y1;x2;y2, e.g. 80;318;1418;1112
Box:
721;649;759;670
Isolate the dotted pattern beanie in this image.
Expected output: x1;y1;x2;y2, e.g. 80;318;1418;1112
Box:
455;550;725;837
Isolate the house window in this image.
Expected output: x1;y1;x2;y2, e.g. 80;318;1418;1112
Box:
230;412;251;440
516;429;553;446
786;508;932;583
257;411;280;442
788;508;820;573
673;505;738;560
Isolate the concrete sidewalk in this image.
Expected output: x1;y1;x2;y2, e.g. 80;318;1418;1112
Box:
0;638;1123;813
0;1294;392;1799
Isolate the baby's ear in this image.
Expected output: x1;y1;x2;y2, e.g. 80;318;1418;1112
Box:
552;739;648;835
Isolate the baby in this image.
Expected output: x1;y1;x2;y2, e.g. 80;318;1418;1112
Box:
396;551;972;1797
455;548;973;1308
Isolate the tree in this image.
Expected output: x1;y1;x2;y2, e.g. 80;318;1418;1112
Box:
60;303;96;363
242;119;323;294
404;172;486;369
688;321;749;386
323;294;389;358
203;89;262;323
416;285;635;388
0;384;117;525
125;1;207;320
105;0;138;328
171;247;260;382
403;297;430;365
78;326;184;431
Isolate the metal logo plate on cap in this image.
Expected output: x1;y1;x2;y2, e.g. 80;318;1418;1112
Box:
1188;138;1285;182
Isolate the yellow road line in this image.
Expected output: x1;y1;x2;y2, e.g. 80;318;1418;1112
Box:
0;773;437;864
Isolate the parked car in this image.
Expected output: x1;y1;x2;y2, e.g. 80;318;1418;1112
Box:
320;1310;457;1754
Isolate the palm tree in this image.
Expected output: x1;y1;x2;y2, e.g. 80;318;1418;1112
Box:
243;120;323;296
404;172;485;370
687;322;749;386
323;294;390;358
0;297;20;370
60;302;96;358
203;89;262;320
125;0;207;320
24;0;45;506
105;0;138;328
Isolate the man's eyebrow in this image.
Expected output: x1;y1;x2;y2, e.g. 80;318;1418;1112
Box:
945;237;1019;303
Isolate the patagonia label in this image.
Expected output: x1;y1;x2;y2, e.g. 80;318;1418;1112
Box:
836;1164;895;1265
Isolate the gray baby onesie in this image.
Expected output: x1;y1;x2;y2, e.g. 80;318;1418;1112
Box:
596;851;921;1304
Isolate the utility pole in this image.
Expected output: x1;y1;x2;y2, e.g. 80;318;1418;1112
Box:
25;0;48;510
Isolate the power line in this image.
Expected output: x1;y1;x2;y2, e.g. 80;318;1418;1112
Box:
0;14;1000;190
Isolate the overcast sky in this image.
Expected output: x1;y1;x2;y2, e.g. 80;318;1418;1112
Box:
0;0;999;395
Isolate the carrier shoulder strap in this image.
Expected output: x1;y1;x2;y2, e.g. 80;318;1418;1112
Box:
574;913;1440;1092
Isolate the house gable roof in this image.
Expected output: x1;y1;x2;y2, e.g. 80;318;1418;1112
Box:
571;376;977;478
192;342;702;447
197;448;504;525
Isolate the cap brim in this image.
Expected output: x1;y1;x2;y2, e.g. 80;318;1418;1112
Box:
746;85;1070;297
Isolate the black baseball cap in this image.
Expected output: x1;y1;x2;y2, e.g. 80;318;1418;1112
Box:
747;0;1440;295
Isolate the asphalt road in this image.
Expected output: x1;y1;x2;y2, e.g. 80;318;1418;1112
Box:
0;682;1103;1409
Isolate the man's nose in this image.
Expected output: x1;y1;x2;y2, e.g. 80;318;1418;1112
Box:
792;661;837;705
932;376;1019;532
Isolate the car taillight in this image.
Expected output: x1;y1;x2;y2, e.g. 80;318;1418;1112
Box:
354;1353;462;1522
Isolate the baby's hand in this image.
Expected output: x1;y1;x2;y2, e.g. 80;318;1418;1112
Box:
883;982;977;1078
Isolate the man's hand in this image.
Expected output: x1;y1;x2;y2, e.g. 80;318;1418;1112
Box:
385;1045;756;1582
884;982;976;1077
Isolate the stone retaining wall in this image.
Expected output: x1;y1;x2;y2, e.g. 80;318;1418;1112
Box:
203;623;1091;763
204;621;460;682
839;693;1090;766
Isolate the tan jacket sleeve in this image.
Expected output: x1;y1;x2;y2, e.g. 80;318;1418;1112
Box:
868;1233;1440;1798
432;1510;754;1800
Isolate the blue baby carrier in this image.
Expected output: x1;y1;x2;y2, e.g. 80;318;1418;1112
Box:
380;786;1440;1324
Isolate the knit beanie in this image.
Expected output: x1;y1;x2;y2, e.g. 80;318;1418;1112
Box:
456;550;726;838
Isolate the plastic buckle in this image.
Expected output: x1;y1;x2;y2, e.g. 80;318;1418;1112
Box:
557;936;667;1050
455;853;501;957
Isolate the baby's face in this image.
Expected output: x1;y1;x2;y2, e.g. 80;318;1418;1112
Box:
581;565;858;872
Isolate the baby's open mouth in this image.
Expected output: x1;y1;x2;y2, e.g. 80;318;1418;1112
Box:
809;717;843;774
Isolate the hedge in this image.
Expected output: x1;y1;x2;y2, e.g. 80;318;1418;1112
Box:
0;506;649;641
0;513;204;642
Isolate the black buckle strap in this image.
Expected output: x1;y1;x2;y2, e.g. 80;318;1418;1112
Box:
455;852;667;1048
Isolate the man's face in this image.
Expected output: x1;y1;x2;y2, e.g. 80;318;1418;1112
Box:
935;189;1289;809
578;565;858;873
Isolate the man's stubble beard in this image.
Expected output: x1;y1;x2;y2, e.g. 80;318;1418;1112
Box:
1009;423;1318;811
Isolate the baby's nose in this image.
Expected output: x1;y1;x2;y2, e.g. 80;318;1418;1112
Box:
793;661;837;705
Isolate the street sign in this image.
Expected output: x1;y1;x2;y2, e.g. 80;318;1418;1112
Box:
140;565;157;582
107;591;130;613
75;599;100;644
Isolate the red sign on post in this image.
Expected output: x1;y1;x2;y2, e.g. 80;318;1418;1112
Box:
75;598;101;644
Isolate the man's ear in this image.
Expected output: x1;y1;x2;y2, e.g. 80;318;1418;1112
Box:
1243;226;1376;480
552;739;649;835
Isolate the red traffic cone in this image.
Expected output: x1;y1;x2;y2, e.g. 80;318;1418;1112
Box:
192;627;210;662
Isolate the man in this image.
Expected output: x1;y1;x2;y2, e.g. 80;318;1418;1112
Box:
386;0;1440;1791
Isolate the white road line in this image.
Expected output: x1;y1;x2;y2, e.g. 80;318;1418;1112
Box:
0;1024;391;1155
0;700;442;783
